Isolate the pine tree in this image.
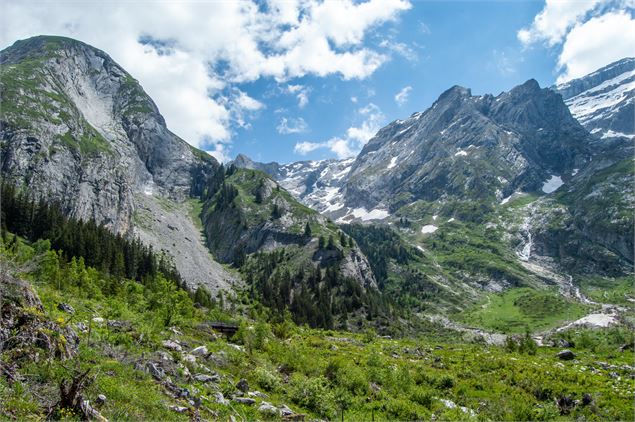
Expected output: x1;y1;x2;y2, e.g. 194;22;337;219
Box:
304;222;312;237
327;235;336;250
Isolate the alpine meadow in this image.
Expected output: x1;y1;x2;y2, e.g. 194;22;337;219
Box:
0;1;634;421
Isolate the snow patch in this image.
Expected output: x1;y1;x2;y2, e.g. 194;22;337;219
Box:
601;129;635;139
421;225;438;234
432;215;438;221
387;156;398;169
557;313;618;331
500;193;516;205
348;207;390;222
542;175;564;193
447;218;455;222
454;149;468;157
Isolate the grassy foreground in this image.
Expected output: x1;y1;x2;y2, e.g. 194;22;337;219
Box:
1;236;633;421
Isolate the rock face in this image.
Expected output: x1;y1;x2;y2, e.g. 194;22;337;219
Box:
342;80;592;213
201;168;377;289
0;35;235;293
555;57;634;141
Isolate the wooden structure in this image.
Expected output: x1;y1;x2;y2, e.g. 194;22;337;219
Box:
208;321;239;338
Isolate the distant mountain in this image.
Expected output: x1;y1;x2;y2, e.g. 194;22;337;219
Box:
555;57;634;141
342;80;593;215
232;154;355;217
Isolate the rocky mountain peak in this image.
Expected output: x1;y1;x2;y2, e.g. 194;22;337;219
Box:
554;57;634;142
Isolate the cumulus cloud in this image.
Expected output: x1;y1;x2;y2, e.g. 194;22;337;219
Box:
557;11;635;82
277;117;309;134
518;0;635;83
294;103;384;158
286;84;311;108
0;0;411;155
394;86;412;106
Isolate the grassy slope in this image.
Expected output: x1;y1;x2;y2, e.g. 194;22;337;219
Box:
1;235;633;421
458;287;590;334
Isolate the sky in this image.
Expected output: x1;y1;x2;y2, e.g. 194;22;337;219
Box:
1;1;634;164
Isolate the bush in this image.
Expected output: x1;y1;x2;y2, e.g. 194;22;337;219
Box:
437;375;455;390
289;375;336;418
252;367;281;392
410;387;433;408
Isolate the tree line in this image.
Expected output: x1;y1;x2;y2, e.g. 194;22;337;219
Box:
0;180;182;286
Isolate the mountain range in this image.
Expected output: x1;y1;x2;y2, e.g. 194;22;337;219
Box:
1;36;633;324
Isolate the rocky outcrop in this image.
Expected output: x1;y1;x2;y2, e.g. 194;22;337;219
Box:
0;272;79;362
0;36;235;293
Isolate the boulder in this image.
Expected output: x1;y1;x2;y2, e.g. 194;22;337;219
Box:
57;303;75;313
162;340;182;352
146;362;165;380
236;378;249;393
190;345;208;356
215;392;229;405
258;402;279;415
193;373;219;383
233;397;256;405
557;350;575;360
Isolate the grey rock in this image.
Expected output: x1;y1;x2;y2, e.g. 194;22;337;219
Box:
190;345;208;356
168;405;188;413
96;394;107;405
162;340;182;352
214;392;229;405
57;303;75;313
193;373;219;383
233;397;256;405
146;362;165;380
236;378;249;393
248;391;269;399
279;404;295;417
557;350;576;361
258;401;279;415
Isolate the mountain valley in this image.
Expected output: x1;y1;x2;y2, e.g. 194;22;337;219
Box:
0;35;633;421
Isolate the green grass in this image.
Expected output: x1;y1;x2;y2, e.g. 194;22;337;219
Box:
1;235;633;421
186;198;204;232
579;276;635;306
457;288;589;333
458;287;591;333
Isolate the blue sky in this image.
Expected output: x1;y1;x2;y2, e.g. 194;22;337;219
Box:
2;0;633;164
233;1;560;163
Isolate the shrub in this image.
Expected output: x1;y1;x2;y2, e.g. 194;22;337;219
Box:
289;374;336;418
252;366;281;392
437;375;455;390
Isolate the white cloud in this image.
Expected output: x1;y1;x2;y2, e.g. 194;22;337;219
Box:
206;144;231;163
557;11;635;82
277;117;309;134
351;96;358;103
379;39;418;62
518;1;635;83
394;86;412;106
294;103;384;158
517;0;603;46
286;84;311;108
294;141;324;155
1;0;411;156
